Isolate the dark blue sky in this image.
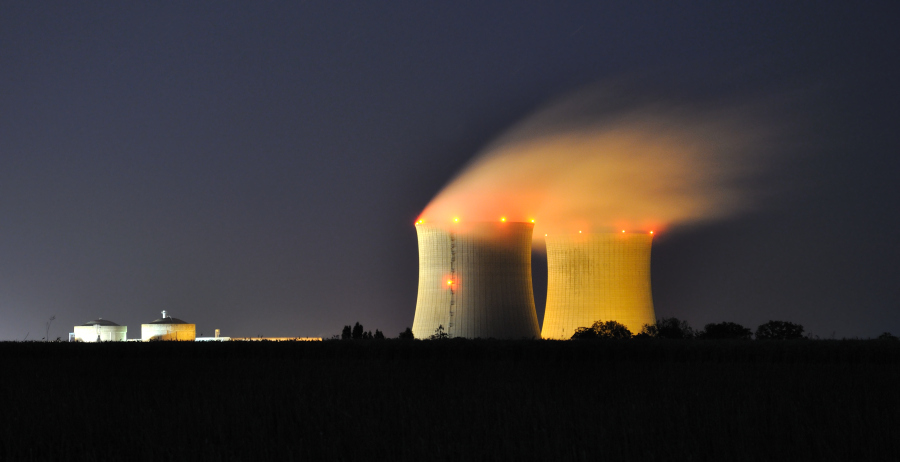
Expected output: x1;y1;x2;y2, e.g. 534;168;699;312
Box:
1;1;898;340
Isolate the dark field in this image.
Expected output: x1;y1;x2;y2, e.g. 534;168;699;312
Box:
3;340;899;461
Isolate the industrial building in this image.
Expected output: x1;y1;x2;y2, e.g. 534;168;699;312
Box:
541;232;656;339
412;221;540;339
72;319;127;342
141;311;196;341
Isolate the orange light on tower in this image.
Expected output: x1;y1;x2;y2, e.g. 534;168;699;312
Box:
447;280;453;286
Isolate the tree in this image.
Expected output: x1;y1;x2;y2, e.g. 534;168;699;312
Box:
640;318;694;339
698;322;752;340
398;327;414;340
352;322;364;340
571;326;597;340
876;332;898;341
571;320;632;340
428;324;449;340
341;325;352;340
374;329;385;340
755;320;804;340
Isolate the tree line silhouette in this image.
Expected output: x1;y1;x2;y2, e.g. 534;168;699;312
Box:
340;322;386;340
338;319;898;341
571;318;898;340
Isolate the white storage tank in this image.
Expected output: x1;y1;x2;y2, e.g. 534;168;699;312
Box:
141;311;196;341
73;319;127;342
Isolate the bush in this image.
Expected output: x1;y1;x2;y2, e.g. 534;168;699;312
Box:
698;322;752;340
877;332;898;341
755;320;805;340
571;320;632;340
640;318;695;339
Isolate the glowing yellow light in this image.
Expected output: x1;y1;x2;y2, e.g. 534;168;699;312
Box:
531;219;535;223
622;230;626;233
500;217;506;222
579;230;582;233
545;234;548;236
650;231;654;234
453;217;459;222
447;280;453;285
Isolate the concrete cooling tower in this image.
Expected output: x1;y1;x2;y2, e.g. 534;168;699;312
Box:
541;232;655;339
413;221;540;339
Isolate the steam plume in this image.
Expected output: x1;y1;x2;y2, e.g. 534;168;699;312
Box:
419;84;784;240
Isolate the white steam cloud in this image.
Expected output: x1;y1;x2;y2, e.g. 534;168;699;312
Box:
419;83;787;240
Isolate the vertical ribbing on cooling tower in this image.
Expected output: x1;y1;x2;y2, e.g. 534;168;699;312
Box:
412;223;540;339
541;233;655;339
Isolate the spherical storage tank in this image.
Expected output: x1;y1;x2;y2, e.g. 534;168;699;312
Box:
412;221;540;339
73;319;127;342
541;232;656;339
141;311;196;341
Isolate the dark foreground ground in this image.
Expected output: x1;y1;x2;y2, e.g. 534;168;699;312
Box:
2;339;899;461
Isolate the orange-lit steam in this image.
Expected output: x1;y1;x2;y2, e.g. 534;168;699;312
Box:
419;84;780;242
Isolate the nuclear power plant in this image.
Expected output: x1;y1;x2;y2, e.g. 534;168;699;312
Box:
412;220;655;339
412;221;541;339
541;232;655;339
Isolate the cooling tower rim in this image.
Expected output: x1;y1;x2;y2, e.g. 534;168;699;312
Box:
543;231;654;235
414;221;534;227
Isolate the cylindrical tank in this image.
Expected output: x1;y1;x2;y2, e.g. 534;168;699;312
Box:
413;222;540;339
73;319;127;342
541;232;655;339
141;312;196;341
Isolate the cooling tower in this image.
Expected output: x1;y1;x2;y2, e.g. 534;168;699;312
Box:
541;232;655;339
413;222;540;339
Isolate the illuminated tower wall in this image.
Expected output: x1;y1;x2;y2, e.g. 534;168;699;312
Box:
541;233;655;339
413;222;540;339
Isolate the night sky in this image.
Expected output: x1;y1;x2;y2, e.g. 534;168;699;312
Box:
2;2;898;340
